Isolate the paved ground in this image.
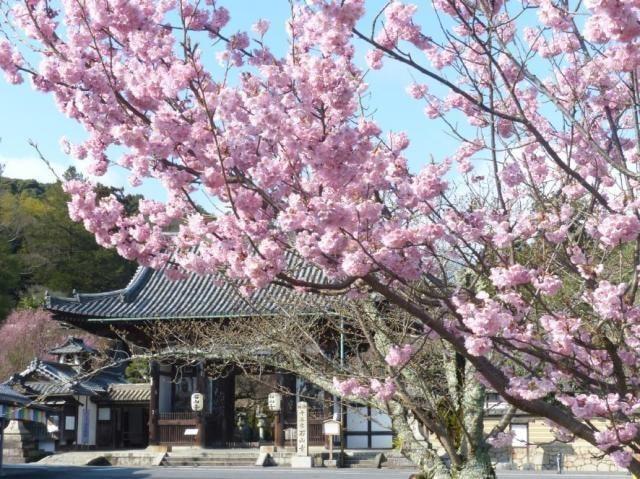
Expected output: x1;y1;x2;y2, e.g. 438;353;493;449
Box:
0;465;634;478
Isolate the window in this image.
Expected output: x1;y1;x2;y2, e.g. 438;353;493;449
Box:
510;423;528;447
64;416;76;431
47;415;60;433
98;407;111;421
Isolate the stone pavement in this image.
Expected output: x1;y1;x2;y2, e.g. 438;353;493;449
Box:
0;465;634;479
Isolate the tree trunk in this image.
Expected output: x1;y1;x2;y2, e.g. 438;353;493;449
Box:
388;404;452;478
455;456;496;479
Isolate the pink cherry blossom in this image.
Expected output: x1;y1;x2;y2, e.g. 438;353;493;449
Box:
490;264;533;289
590;281;627;321
597;214;640;248
5;0;640;472
252;19;270;37
487;431;514;448
385;344;414;367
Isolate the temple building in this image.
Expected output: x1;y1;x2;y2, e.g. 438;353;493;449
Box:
41;261;393;451
5;337;150;452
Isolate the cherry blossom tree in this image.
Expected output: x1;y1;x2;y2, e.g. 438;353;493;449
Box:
0;308;98;379
2;0;640;474
141;301;516;477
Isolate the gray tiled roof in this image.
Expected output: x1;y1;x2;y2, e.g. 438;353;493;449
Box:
45;254;335;322
11;359;128;398
100;383;151;403
0;383;30;406
49;337;97;355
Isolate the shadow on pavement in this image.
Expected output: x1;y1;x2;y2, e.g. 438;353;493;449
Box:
1;465;153;479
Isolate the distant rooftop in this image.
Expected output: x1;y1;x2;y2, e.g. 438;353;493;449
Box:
7;357;128;399
0;383;30;406
48;337;97;356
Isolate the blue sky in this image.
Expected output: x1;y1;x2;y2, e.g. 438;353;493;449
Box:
0;0;459;199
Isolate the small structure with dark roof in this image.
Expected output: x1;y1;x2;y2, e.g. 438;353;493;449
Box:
49;337;98;355
4;337;150;452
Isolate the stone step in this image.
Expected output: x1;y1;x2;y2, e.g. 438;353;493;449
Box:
163;460;257;467
166;452;258;460
382;455;417;469
162;454;259;467
343;460;380;468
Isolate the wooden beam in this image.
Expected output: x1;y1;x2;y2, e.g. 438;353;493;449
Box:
148;361;160;445
196;362;207;448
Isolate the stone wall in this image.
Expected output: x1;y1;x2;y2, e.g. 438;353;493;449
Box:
2;420;47;464
491;443;624;472
484;416;626;473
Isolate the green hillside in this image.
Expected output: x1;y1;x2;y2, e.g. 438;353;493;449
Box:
0;168;140;321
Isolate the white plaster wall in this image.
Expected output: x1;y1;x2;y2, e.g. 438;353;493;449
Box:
75;396;97;446
345;406;393;449
370;408;392;432
346;406;368;432
159;375;172;412
371;435;393;448
346;435;368;449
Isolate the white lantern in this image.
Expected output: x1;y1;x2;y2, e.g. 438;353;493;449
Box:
191;392;204;412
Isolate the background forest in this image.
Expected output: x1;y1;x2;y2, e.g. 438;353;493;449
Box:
0;166;139;378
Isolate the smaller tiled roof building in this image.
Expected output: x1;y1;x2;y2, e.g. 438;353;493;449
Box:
4;337;150;451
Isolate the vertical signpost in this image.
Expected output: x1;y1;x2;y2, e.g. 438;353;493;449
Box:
323;419;341;467
297;401;308;456
0;417;5;475
148;361;159;446
267;392;282;449
291;401;312;468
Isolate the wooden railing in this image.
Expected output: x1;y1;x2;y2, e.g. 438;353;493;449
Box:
158;411;200;445
159;411;198;421
284;407;331;446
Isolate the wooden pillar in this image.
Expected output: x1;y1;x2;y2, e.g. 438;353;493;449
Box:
223;371;235;444
274;373;285;448
274;410;283;449
278;372;296;448
148;360;160;445
0;417;5;473
195;362;207;448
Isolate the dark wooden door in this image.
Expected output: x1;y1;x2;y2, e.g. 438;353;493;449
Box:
96;421;112;448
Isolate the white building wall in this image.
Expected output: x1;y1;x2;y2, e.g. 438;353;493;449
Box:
371;408;393;448
74;395;97;446
346;405;369;449
345;405;393;449
159;375;172;413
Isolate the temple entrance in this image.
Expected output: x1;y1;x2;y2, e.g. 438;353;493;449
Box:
230;374;333;448
96;405;148;449
151;361;236;448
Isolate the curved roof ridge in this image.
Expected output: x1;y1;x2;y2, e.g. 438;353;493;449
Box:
46;250;340;322
46;265;153;307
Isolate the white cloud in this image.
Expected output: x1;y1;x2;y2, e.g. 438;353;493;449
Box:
0;154;165;201
0;155;67;183
0;154;125;189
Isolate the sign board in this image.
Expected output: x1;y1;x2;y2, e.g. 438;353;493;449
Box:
184;428;199;436
296;401;309;457
191;393;204;412
64;416;76;431
323;419;341;436
267;392;282;412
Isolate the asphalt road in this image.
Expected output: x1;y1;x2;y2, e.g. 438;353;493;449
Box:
0;465;633;479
